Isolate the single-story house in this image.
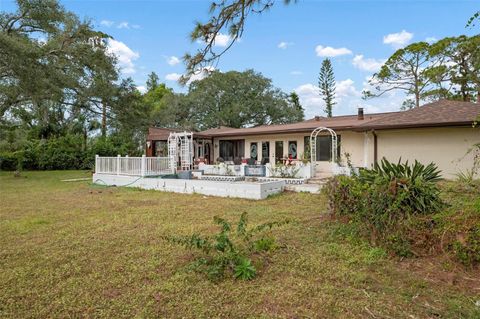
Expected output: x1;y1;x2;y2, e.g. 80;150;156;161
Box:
146;100;480;179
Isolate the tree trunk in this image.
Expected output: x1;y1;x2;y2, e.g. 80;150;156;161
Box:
415;91;420;108
101;99;107;138
82;127;87;152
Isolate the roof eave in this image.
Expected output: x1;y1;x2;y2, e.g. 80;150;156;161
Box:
207;125;360;138
354;121;477;131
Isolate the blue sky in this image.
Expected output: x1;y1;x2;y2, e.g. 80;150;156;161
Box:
2;0;479;117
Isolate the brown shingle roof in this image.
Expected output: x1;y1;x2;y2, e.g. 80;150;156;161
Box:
198;126;236;135
356;99;480;130
147;127;182;140
148;100;480;139
147;127;211;140
200;113;391;137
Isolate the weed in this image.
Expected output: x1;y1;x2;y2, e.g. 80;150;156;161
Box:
452;225;480;267
163;212;289;281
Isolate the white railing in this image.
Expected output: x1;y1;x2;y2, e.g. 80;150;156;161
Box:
95;155;173;176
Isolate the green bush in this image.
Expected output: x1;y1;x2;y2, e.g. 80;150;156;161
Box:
0;135;141;171
0;151;19;170
359;158;443;215
323;158;443;255
20;140;40;170
163;212;289;281
36;135;86;170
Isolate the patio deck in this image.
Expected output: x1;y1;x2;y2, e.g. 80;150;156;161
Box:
92;173;285;200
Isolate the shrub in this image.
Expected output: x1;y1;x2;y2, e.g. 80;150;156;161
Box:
163;212;289;281
20;140;41;170
0;133;142;171
359;158;443;215
36;135;86;170
0;151;19;170
268;163;301;178
323;158;444;255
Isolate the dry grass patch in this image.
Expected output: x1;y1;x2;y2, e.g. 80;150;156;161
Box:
0;171;478;318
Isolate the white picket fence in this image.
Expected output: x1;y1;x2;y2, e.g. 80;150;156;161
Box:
95;155;173;176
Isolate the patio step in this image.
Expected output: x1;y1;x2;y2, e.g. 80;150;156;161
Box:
313;172;333;179
306;177;329;185
285;183;321;194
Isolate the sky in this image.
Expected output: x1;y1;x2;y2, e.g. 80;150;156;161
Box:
1;0;479;118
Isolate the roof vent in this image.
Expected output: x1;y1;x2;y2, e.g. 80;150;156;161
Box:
357;107;364;120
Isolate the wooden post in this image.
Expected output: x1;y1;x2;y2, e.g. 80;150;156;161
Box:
117;155;120;175
141;155;146;177
95;155;99;174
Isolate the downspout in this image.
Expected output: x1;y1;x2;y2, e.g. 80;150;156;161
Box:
372;130;378;165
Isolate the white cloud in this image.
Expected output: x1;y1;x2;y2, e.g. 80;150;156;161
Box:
361;76;409;114
165;67;215;83
167;56;181;66
425;37;437;43
278;41;293;49
295;80;364;118
189;66;215;82
383;30;413;48
215;33;231;47
100;20;140;30
290;70;303;76
208;33;232;47
117;22;130;29
352;55;385;72
336;79;361;98
196;33;232;47
137;86;147;94
100;20;114;27
107;39;139;74
295;83;323;118
315;45;352;57
165;73;182;81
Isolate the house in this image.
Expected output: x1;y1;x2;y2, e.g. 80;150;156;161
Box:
145;100;480;179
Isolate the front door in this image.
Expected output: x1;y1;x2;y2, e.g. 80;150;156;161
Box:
306;135;341;162
262;142;270;164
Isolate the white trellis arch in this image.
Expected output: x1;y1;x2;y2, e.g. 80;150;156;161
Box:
167;131;194;172
310;127;338;177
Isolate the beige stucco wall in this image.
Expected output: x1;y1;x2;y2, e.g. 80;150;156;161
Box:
212;126;479;179
213;133;310;163
371;127;480;178
213;131;367;166
337;131;365;167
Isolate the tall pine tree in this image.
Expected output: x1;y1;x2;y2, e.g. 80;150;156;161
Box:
318;59;336;117
146;72;160;91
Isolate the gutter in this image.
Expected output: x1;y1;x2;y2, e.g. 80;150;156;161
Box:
206;126;357;138
372;130;378;165
353;121;477;132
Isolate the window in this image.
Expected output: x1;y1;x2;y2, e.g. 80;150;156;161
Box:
250;142;258;160
262;142;270;164
304;135;341;161
196;141;204;158
275;141;283;163
219;140;245;161
154;141;168;157
288;141;297;159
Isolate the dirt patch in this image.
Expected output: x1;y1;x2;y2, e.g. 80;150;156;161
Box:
396;255;480;294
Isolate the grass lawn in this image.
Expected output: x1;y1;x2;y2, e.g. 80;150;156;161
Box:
0;170;479;318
